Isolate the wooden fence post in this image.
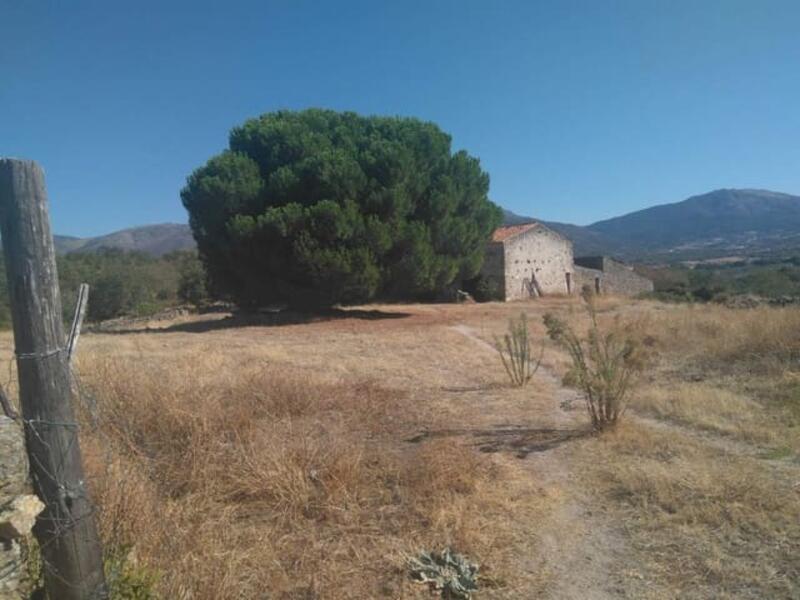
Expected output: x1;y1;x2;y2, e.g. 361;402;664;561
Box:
0;159;108;599
67;283;90;364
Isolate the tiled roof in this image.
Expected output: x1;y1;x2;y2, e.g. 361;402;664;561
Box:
491;222;538;243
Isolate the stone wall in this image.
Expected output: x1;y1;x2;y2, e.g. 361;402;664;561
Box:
573;265;603;295
574;257;654;296
501;226;574;300
0;417;43;599
480;230;653;302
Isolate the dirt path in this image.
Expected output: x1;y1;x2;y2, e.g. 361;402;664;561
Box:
450;324;627;599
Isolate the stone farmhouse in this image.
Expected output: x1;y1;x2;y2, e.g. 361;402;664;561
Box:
481;222;653;301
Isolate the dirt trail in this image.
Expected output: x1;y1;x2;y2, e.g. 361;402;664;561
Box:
450;324;627;599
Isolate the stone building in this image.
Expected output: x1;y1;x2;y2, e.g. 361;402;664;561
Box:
480;223;652;301
481;223;575;301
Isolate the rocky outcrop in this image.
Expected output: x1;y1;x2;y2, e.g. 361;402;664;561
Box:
0;416;44;598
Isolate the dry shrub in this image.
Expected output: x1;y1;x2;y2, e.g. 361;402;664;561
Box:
495;313;543;387
544;300;645;431
75;353;512;599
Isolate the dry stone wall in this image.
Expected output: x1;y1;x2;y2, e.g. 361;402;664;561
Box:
573;257;654;296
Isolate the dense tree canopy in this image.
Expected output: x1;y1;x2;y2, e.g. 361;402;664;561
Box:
181;109;502;308
0;249;206;328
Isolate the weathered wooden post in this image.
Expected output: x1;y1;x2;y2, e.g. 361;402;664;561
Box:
0;159;108;599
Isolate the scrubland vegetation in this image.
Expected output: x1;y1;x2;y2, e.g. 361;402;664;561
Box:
641;257;800;303
0;249;206;328
564;300;800;598
4;297;797;598
58;313;550;599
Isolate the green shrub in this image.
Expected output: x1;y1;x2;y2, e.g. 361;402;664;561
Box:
105;548;159;600
464;274;503;302
176;254;208;305
18;540;159;600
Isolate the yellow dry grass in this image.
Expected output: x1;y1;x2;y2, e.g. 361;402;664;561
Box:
72;352;546;599
1;302;556;600
553;301;800;599
1;296;798;599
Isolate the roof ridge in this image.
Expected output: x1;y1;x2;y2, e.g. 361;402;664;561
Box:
491;222;539;242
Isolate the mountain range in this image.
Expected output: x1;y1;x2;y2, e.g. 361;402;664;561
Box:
52;188;800;263
54;223;195;256
506;188;800;261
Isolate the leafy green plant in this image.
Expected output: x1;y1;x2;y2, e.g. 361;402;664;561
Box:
409;548;479;599
495;313;543;386
176;253;208;305
18;541;158;600
105;547;159;600
544;297;643;431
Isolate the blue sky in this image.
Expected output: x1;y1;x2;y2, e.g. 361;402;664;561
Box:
3;0;800;237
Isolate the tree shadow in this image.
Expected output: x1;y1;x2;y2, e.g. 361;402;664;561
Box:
407;425;594;458
94;307;412;335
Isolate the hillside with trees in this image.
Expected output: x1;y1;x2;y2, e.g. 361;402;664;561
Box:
181;109;502;309
0;249;206;328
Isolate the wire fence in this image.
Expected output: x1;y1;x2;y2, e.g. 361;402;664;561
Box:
0;286;112;599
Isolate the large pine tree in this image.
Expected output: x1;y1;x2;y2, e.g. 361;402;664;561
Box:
181;109;501;308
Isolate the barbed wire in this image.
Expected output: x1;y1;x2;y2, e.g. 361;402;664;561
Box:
1;345;113;598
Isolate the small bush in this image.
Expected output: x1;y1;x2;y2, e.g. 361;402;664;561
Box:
18;540;158;600
177;253;208;305
105;548;159;600
464;274;503;302
544;297;643;431
495;313;542;387
409;548;479;599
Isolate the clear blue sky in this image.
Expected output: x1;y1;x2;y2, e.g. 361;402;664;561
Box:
3;0;800;237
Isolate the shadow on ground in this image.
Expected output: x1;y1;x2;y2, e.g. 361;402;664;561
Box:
92;308;412;335
407;425;594;458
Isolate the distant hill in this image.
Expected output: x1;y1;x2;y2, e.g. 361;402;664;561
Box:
54;223;195;256
502;210;623;257
587;189;800;260
52;189;800;262
504;189;800;262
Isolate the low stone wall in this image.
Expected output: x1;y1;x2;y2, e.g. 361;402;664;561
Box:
0;417;44;599
573;265;603;295
601;263;653;296
573;257;654;296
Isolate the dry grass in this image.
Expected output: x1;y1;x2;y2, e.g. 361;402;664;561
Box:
634;383;778;444
643;304;800;374
549;302;800;598
73;348;535;599
4;297;798;598
591;422;800;599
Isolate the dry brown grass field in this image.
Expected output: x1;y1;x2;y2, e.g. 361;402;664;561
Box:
2;298;798;599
